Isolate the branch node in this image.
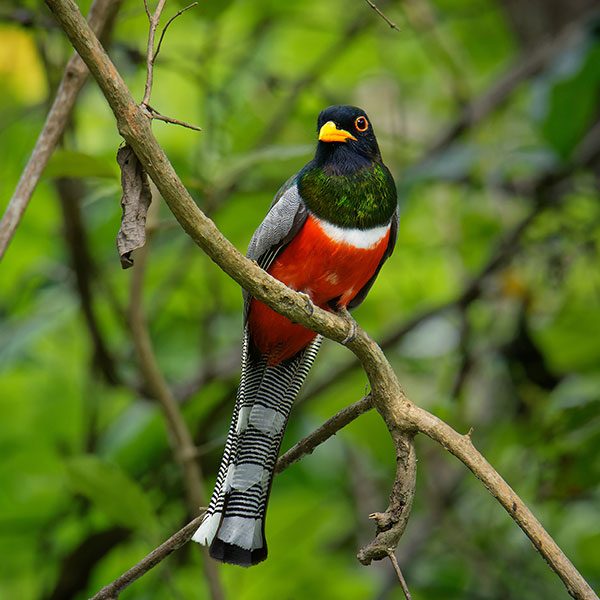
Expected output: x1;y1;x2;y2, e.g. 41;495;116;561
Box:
368;511;399;531
177;445;200;462
358;433;416;565
140;103;202;132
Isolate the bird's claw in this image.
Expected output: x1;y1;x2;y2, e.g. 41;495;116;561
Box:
298;292;314;316
339;306;357;345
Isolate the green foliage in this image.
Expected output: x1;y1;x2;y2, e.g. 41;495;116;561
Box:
1;0;599;599
65;455;160;538
46;150;118;179
535;35;600;158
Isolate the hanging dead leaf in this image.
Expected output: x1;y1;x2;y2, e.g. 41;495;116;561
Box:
116;145;152;269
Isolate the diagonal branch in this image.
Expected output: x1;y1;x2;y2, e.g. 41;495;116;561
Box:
387;549;413;600
0;0;123;261
91;514;205;600
43;2;597;598
275;395;373;473
363;0;400;32
153;2;197;63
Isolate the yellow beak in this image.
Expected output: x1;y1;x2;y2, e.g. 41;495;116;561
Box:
318;120;357;143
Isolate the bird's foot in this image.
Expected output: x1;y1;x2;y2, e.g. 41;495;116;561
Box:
298;292;314;316
338;306;357;345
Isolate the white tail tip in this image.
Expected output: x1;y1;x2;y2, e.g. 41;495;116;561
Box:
192;512;221;546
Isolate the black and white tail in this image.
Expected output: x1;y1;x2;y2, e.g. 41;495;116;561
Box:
192;330;322;566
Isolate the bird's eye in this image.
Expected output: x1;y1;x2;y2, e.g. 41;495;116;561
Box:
354;116;369;132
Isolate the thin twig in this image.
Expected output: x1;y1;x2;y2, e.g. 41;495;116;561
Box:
91;514;205;600
141;0;167;106
275;396;373;473
90;398;408;598
144;104;202;131
387;550;413;600
402;0;470;104
0;0;123;261
154;2;197;62
139;1;201;132
364;0;400;32
40;3;600;598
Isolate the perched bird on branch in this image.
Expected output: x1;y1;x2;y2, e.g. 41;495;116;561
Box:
192;105;398;566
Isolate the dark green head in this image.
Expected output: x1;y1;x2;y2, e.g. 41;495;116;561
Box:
298;105;397;229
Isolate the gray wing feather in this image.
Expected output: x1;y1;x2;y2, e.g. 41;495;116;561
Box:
244;180;308;320
347;207;399;310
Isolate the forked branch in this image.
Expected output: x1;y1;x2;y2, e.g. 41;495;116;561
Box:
139;0;200;130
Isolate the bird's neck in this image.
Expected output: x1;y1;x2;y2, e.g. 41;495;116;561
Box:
298;153;396;229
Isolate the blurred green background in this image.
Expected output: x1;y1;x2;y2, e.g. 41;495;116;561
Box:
1;0;599;598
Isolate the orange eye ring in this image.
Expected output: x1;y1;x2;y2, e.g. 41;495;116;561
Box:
354;116;369;132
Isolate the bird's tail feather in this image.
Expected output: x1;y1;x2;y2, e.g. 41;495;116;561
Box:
192;330;321;566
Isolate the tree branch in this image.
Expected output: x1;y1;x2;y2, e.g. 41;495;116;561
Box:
364;0;400;32
0;0;123;261
140;0;166;107
357;433;416;565
143;103;202;131
275;395;373;473
93;396;373;597
153;2;197;63
91;515;205;600
43;1;597;598
139;0;200;131
387;549;413;600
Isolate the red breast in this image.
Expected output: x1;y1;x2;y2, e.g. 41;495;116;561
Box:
248;215;391;364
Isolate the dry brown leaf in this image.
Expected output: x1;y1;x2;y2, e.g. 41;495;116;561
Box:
116;145;152;269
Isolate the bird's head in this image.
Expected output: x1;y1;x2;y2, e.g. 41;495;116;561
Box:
315;105;381;163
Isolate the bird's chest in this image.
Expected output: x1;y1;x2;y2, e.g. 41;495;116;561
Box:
268;214;390;306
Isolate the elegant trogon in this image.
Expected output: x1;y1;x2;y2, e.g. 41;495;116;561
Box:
192;105;398;566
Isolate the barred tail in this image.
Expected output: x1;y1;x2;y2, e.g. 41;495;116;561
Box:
192;330;321;566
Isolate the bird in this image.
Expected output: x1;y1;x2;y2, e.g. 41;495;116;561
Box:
192;105;398;566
